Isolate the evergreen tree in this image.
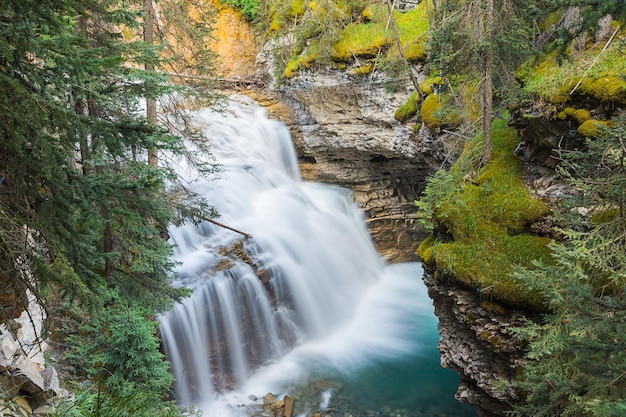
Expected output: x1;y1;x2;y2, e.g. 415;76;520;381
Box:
510;118;626;417
428;0;538;164
0;0;216;412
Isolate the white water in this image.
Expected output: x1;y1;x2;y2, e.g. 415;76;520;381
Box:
159;96;438;416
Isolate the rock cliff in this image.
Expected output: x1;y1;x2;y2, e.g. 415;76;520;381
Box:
269;69;449;261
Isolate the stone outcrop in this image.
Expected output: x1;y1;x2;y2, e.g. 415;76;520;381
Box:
423;269;527;417
0;293;63;416
268;69;447;261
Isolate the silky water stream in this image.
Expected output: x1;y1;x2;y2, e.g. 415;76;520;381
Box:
159;96;476;417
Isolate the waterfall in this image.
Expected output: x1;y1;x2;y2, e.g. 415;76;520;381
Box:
159;96;446;416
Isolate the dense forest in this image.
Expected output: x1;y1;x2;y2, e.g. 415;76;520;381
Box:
1;0;625;416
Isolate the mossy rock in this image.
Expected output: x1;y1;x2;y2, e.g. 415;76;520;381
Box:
557;106;579;120
422;119;552;310
417;235;436;263
285;43;320;78
348;62;375;76
285;56;300;78
362;3;387;22
393;1;429;61
290;0;306;17
420;93;461;130
394;91;421;122
332;22;391;61
577;119;610;137
572;108;592;123
517;33;626;105
433;227;549;310
578;75;626;104
420;76;443;95
539;9;565;31
269;12;286;32
332;1;428;63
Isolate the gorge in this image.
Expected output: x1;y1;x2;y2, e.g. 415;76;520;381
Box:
158;97;475;417
0;2;622;416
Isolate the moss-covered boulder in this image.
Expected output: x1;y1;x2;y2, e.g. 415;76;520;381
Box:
420;93;462;130
516;29;626;105
418;118;551;310
394;91;422;122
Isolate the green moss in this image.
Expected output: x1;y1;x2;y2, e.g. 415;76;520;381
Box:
269;12;286;32
349;62;375;75
332;22;391;61
578;75;626;103
362;3;387;22
423;118;552;310
417;235;436;264
393;1;429;61
572;108;592;122
578;119;610;137
331;1;428;63
285;56;300;78
517;35;626;105
290;0;306;17
284;42;320;78
420;76;443;95
420;93;461;130
590;207;621;225
563;107;576;116
539;9;565;32
394;91;421;122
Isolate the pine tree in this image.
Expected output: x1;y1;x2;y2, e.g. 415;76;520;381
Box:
1;0;216;412
510;117;626;417
428;0;538;164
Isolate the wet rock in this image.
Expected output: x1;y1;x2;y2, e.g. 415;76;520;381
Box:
423;269;527;417
283;395;294;417
267;69;446;261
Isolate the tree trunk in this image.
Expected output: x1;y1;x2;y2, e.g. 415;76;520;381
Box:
481;0;494;166
144;0;158;167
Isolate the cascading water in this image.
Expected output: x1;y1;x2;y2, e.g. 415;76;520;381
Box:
159;96;475;417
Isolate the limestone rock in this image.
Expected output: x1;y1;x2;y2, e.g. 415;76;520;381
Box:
283;395;294;417
423;268;527;417
272;69;444;261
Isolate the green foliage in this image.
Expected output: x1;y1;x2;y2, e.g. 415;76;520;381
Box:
225;0;260;20
428;0;538;99
510;243;626;417
0;0;217;413
64;295;173;398
52;384;199;417
416;116;551;308
509;117;626;416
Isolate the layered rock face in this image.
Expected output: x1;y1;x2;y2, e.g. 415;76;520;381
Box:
273;70;444;261
423;270;527;417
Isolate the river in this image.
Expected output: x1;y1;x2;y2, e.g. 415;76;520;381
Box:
159;96;476;417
